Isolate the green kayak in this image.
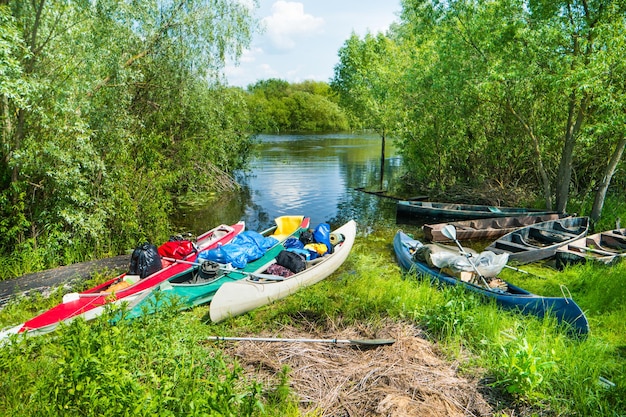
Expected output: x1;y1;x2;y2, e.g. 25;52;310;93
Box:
123;216;309;319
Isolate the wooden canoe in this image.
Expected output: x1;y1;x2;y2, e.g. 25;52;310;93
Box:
394;230;589;335
396;200;558;220
0;222;245;342
124;216;310;318
555;228;626;269
209;220;356;323
423;213;568;242
485;217;589;264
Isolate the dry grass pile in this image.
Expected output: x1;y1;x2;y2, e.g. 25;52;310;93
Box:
216;321;494;416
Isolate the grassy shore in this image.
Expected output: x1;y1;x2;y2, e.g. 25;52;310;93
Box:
1;221;624;416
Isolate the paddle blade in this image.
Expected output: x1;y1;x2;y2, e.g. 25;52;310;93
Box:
441;225;457;241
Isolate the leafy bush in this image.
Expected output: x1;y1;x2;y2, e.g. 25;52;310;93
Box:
493;336;557;401
0;305;268;416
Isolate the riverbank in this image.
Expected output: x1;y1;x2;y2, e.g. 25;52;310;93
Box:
0;255;128;307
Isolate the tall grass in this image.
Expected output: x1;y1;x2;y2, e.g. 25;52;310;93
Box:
0;303;296;416
569;193;624;232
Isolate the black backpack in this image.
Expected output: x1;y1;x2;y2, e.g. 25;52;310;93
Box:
275;250;306;274
129;242;163;278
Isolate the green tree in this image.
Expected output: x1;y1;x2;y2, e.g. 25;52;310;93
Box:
0;0;258;269
395;0;626;218
526;0;626;215
332;32;406;189
245;78;348;133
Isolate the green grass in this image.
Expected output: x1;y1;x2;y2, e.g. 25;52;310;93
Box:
1;225;625;416
0;304;289;416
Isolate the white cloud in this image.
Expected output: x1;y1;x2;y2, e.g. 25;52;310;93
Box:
263;1;324;51
240;47;263;63
224;0;401;87
259;63;279;77
223;47;261;83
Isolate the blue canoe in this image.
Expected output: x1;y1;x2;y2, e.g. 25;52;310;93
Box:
393;230;589;335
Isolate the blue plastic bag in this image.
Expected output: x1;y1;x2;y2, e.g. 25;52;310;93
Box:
198;231;278;268
312;223;332;255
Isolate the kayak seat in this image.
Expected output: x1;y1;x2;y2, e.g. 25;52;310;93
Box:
511;232;532;246
576;241;618;256
528;227;571;243
511;218;527;227
600;234;626;251
490;220;504;228
213;229;228;239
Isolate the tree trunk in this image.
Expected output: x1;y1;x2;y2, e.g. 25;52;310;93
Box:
379;129;386;190
506;102;552;209
555;91;588;213
590;136;626;222
1;95;11;166
531;133;552;210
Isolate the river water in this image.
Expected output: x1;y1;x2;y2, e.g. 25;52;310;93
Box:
173;132;412;235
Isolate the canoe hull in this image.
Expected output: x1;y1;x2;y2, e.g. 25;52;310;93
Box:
555;228;626;269
394;231;589;335
423;214;567;242
2;222;245;340
397;200;557;220
486;217;589;264
210;220;357;323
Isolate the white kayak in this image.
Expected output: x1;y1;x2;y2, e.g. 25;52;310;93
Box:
209;220;357;322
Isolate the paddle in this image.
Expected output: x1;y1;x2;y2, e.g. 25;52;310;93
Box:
502;264;533;274
205;335;396;347
440;225;491;288
438;226;547;278
161;257;285;281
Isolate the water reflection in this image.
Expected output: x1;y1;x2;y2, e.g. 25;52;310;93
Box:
173;133;407;234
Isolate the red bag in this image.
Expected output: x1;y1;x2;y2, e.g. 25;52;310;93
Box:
158;240;194;260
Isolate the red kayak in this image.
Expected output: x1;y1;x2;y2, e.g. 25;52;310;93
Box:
1;221;244;340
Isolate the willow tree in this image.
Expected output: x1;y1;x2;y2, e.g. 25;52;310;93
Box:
394;1;532;193
331;32;406;190
0;0;258;266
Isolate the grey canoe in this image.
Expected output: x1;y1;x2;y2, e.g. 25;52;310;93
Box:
555;228;626;269
486;217;589;264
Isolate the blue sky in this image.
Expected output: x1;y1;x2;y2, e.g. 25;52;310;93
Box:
225;0;402;88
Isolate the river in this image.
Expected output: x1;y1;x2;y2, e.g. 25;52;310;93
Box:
0;132;412;300
173;132;410;235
